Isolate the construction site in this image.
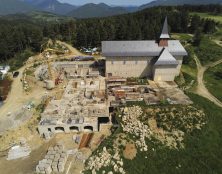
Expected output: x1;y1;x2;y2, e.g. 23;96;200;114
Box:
107;76;192;107
0;41;112;174
0;36;193;174
37;58;192;140
38;74;110;139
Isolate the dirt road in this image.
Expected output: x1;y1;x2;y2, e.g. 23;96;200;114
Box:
194;55;222;107
213;40;222;47
0;41;83;121
0;66;45;118
0;67;25;117
57;41;84;56
0;66;46;132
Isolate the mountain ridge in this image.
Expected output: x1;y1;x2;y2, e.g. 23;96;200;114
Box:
140;0;222;10
0;0;222;17
21;0;77;15
67;3;128;18
0;0;35;15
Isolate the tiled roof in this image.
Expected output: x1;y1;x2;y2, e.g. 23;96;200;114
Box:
102;40;187;57
155;48;178;65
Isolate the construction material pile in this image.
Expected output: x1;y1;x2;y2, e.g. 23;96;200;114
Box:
36;144;68;174
85;147;125;174
7;144;31;160
121;105;206;149
35;65;49;81
121;106;151;152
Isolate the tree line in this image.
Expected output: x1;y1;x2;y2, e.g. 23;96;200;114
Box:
0;5;221;66
48;5;219;47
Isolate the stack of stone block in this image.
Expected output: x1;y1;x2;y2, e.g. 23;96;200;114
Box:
36;159;52;174
36;144;68;174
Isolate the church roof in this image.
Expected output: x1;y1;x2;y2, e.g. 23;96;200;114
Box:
102;40;187;57
102;16;187;58
160;17;170;39
155;48;178;66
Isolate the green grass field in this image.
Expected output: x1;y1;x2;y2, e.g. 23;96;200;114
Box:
191;12;222;23
27;11;74;23
171;33;193;42
205;64;222;102
195;37;222;66
212;28;222;43
84;94;222;174
175;44;198;91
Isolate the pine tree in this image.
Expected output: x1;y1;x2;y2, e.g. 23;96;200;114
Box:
193;28;202;46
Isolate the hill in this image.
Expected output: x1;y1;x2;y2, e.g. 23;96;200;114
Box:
0;0;35;15
21;0;77;15
26;11;74;22
0;0;222;17
1;11;73;23
140;0;222;9
68;3;129;19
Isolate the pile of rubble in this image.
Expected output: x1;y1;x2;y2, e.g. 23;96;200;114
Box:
159;106;206;133
36;144;68;174
22;69;31;92
7;143;31;160
121;105;206;149
85;147;125;174
35;65;49;81
121;106;151;152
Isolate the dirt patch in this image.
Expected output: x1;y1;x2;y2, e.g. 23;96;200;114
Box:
0;139;56;174
148;117;158;130
123;143;137;160
0;115;42;151
148;117;164;137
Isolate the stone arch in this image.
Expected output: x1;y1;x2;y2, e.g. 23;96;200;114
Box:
70;126;79;132
83;126;93;132
55;127;65;133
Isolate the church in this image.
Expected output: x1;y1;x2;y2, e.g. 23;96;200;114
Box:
102;17;188;81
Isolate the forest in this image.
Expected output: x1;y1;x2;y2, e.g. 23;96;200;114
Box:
0;5;221;69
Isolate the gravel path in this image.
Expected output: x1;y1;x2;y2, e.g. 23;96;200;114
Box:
194;55;222;107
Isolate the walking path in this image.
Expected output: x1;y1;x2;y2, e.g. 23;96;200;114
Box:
194;55;222;107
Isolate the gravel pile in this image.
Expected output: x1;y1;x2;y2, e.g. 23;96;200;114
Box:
121;106;151;151
84;147;125;174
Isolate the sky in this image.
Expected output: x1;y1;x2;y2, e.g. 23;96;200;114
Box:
58;0;153;6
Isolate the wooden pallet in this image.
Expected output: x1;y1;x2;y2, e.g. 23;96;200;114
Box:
79;133;93;149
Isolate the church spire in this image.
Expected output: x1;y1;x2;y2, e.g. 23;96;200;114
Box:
159;17;170;47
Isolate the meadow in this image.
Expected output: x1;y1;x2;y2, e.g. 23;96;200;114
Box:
191;12;222;23
205;64;222;102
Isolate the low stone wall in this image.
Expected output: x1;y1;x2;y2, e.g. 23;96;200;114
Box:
38;123;99;138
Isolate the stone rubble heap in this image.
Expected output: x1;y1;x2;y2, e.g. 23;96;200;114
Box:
121;106;151;151
85;147;125;174
36;144;68;174
121;105;206;149
7;144;31;160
